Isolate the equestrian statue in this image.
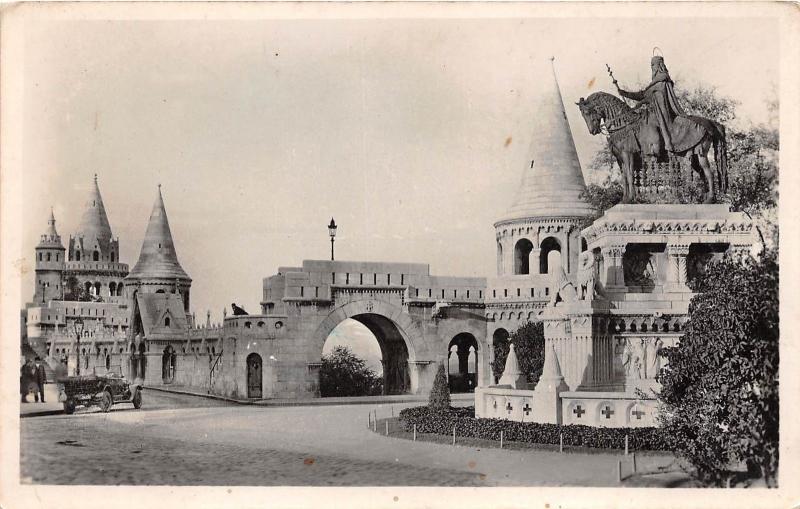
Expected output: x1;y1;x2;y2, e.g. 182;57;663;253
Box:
576;52;727;204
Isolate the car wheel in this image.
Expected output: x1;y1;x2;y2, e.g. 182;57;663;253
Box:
63;400;76;414
132;389;142;409
99;391;113;413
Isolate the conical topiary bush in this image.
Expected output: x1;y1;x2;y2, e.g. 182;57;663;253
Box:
428;363;451;411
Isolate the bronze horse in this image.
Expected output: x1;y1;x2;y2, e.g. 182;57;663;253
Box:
576;91;727;203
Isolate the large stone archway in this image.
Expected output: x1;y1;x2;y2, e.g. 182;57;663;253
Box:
311;299;423;395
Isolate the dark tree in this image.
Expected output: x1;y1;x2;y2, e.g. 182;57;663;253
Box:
492;322;546;386
319;346;383;397
657;250;779;487
428;363;451;410
63;276;90;302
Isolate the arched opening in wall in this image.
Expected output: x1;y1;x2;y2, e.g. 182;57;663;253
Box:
109;282;116;296
117;283;124;297
247;353;263;399
93;251;99;261
514;239;534;275
497;242;504;275
539;237;562;275
75;251;81;261
491;328;510;384
138;343;147;380
85;281;93;296
447;333;478;393
94;282;101;297
581;238;588;252
162;345;176;383
320;315;410;397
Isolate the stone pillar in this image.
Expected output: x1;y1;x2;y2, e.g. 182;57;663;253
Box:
665;244;690;292
602;245;627;291
504;237;515;277
457;344;470;375
530;249;542;274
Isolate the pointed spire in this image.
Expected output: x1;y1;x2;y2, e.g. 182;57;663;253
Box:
498;58;593;222
127;186;190;281
499;343;527;389
76;174;114;243
39;208;63;247
537;344;570;392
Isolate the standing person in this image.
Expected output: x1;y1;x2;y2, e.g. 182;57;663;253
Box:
35;357;47;403
21;359;37;402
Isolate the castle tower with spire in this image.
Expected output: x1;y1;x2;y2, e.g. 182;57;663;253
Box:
24;176;131;368
126;186;192;312
33;209;66;303
484;59;593;385
65;175;129;302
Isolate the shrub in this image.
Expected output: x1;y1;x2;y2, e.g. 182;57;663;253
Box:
657;250;779;486
492;322;545;385
319;346;383;397
398;406;669;451
428;363;450;410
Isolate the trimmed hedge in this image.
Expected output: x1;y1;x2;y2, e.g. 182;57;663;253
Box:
398;406;670;451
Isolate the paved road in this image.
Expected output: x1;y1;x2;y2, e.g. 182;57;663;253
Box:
20;389;691;487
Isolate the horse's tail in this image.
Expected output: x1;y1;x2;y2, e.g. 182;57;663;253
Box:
712;121;728;194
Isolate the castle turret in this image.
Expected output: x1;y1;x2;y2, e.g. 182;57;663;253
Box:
494;58;593;278
126;186;192;311
69;174;121;263
34;209;65;303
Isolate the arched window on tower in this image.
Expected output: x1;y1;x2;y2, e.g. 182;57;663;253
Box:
75;251;81;261
514;238;534;275
109;282;117;296
111;252;116;262
46;253;51;262
93;251;99;261
540;237;562;275
117;283;124;297
497;242;504;275
164;317;171;327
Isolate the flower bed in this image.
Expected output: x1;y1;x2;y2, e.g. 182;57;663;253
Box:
398;406;670;451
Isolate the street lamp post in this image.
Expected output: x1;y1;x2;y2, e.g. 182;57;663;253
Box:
328;217;337;261
73;317;84;376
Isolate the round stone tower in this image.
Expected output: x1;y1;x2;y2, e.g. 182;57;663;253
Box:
494;58;593;278
33;209;66;303
125;186;192;312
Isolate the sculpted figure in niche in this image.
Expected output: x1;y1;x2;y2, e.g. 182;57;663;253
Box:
647;337;663;378
622;339;633;377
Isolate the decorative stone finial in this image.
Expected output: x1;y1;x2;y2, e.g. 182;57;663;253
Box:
498;343;527;389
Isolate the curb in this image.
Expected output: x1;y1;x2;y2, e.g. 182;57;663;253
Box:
20;409;64;418
144;385;474;408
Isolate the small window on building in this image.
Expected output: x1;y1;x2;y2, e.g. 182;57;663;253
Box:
373;274;377;285
387;274;391;285
38;253;43;262
453;289;457;299
75;251;81;261
93;251;99;261
479;290;483;299
504;289;508;297
300;286;304;297
346;273;350;284
531;288;535;297
47;253;51;262
492;289;496;298
545;288;550;296
165;317;171;327
441;289;445;299
428;289;432;298
466;290;470;298
401;274;405;285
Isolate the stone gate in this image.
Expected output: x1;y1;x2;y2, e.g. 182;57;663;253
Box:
216;260;488;399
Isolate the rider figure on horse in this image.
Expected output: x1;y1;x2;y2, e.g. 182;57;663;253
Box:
614;55;703;154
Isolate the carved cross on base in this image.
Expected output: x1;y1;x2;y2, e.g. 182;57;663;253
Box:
602;405;615;419
573;405;585;418
632;409;646;420
523;403;532;416
506;402;513;414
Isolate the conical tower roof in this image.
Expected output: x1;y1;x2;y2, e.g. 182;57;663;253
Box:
127;186;190;281
76;175;114;243
498;58;593;223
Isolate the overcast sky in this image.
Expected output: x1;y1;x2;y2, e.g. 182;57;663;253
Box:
21;13;778;330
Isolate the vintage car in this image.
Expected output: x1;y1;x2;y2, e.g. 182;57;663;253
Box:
56;366;143;414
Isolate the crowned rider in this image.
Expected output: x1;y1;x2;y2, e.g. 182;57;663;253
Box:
614;53;701;153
